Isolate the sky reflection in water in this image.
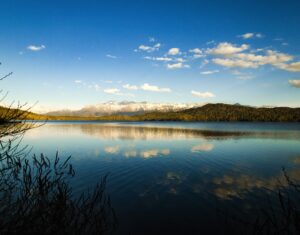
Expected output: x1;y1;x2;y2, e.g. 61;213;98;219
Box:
23;122;300;234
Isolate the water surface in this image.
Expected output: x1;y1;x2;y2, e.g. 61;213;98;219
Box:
23;122;300;234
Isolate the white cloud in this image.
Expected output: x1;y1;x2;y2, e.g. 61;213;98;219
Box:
137;43;161;53
193;54;204;59
74;80;82;84
288;80;300;88
239;33;263;39
200;70;219;75
123;84;139;90
103;88;134;97
106;54;118;59
176;58;186;62
212;50;294;70
141;83;171;92
189;48;204;58
191;90;215;98
168;48;180;55
207;42;249;55
234;50;293;64
122;83;172;93
212;58;258;68
166;62;190;70
144;56;172;61
27;44;46;51
104;88;120;95
189;48;202;54
240;33;254;39
276;61;300;72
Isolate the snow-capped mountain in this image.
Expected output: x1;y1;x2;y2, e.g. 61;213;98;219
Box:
45;101;204;116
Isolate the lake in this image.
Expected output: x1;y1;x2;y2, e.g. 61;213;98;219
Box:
22;121;300;234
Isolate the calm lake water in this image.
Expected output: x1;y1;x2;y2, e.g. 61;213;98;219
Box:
23;121;300;234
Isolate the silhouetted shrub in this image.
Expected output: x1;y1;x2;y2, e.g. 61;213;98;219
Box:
0;63;116;235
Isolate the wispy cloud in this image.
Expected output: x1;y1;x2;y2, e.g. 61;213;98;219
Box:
141;83;171;92
136;43;161;53
103;88;134;96
91;84;101;91
149;37;156;42
288;79;300;88
122;83;172;93
206;40;215;45
200;59;209;68
189;48;204;58
212;49;294;69
166;62;190;69
191;90;215;98
104;88;121;95
74;80;101;91
27;44;46;51
106;54;118;59
237;75;254;80
240;33;254;39
144;56;172;61
238;33;263;39
200;70;219;75
232;71;254;80
123;84;139;90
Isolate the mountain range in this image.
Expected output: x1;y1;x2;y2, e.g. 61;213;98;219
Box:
1;103;300;122
45;101;203;116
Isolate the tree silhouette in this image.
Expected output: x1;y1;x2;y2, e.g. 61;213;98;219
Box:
0;62;116;235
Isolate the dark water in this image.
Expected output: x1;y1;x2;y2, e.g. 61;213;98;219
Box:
23;122;300;234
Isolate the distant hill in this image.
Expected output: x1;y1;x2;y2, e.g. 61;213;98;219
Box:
1;103;300;122
134;103;300;122
0;106;48;124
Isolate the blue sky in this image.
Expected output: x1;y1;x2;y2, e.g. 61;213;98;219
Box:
0;0;300;111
